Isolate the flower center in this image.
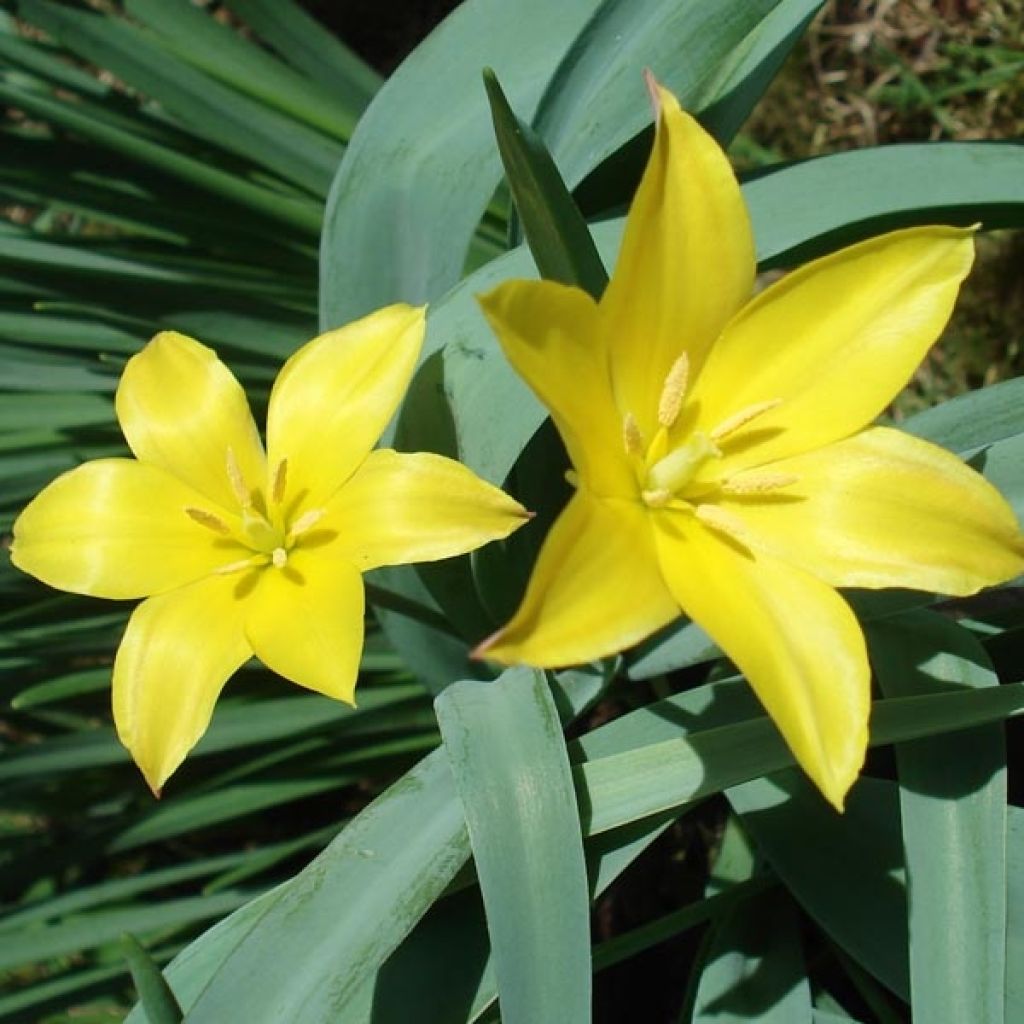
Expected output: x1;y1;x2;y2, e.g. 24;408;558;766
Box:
621;354;796;536
184;452;325;574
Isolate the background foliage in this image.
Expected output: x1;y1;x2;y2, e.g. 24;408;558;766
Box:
1;1;1022;1022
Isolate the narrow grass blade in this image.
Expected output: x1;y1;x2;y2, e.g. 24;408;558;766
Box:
124;0;357;140
224;0;381;112
18;0;343;195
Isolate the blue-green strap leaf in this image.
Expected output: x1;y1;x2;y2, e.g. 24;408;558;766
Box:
869;611;1007;1024
437;668;591;1024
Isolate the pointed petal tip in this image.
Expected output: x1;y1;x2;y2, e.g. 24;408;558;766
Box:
470;628;508;663
642;68;661;114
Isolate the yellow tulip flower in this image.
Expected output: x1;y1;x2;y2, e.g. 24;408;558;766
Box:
476;79;1024;809
12;305;529;793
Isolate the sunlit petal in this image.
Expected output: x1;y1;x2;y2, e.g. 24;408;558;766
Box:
478;279;631;496
266;304;424;510
319;448;530;570
688;226;975;473
244;554;364;703
11;459;248;599
476;490;678;667
116;332;266;510
601;80;755;439
653;513;869;810
113;574;252;794
722;427;1024;593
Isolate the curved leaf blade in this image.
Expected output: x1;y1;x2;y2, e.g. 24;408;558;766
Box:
436;668;591;1024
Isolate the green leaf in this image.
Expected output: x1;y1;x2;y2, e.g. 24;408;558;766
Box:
905;376;1024;455
124;0;357;140
747;142;1024;270
123;891;279;1024
691;888;813;1022
1006;808;1024;1020
0;82;322;235
319;0;603;324
223;0;381;113
728;773;909;998
180;747;468;1022
18;0;343;196
700;0;824;143
483;68;607;298
0;891;253;973
532;0;782;185
436;668;591;1024
120;933;183;1024
869;611;1006;1024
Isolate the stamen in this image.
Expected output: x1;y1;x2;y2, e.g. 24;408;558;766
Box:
272;459;288;504
695;504;751;546
288;507;324;538
721;472;799;495
710;398;783;442
565;469;579;489
641;488;672;507
657;353;690;428
622;413;645;458
215;555;264;575
185;507;231;535
271;547;288;568
226;447;250;508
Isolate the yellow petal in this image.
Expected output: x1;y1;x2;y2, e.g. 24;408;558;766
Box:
600;80;755;440
478;279;632;497
11;459;248;599
116;332;266;511
653;513;869;810
244;554;364;703
688;226;975;473
476;491;678;667
113;574;252;794
319;448;530;570
721;426;1024;594
266;304;424;510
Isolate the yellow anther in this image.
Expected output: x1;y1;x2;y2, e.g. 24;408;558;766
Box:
695;504;751;546
565;469;579;489
226;447;251;508
272;459;288;504
657;353;690;428
271;547;288;568
185;507;231;535
622;413;645;458
721;472;799;495
710;398;783;442
288;507;324;538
